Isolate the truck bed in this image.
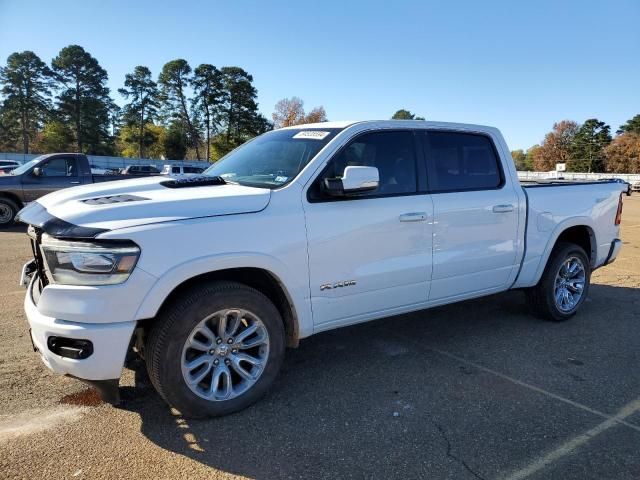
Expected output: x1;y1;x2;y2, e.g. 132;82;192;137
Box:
513;178;625;289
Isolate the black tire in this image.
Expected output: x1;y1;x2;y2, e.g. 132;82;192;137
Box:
526;242;591;321
145;281;285;418
0;197;19;228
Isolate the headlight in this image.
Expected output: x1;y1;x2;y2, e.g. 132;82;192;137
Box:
40;235;140;286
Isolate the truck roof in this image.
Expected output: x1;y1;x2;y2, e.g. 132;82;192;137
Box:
281;120;499;133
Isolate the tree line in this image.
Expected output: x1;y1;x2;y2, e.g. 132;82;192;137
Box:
3;47;636;173
0;46;279;161
388;110;639;174
511;116;640;174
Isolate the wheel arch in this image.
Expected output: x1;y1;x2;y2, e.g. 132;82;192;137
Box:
532;221;596;286
554;225;596;265
136;258;306;348
0;192;23;208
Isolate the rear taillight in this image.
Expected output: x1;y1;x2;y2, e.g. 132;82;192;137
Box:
615;193;623;225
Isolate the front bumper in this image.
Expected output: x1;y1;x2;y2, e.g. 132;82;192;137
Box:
24;277;136;382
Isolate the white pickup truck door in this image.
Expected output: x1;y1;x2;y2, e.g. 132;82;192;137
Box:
421;130;520;301
303;130;433;328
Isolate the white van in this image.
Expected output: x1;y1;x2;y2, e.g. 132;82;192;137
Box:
161;164;205;175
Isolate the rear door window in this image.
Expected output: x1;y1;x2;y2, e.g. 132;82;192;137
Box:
41;157;77;177
424;131;502;192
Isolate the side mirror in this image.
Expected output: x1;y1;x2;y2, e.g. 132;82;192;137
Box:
32;167;42;177
324;166;379;196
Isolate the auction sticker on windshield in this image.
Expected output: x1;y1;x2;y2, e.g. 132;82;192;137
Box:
292;131;331;140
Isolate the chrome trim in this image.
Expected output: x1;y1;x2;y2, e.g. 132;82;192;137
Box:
181;308;270;402
320;280;356;291
554;256;586;313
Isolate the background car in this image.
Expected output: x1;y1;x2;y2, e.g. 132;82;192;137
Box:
0;160;20;175
89;163;117;175
161;164;205;175
121;165;161;176
602;178;632;196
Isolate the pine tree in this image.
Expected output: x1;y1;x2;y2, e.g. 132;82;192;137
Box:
118;66;159;158
219;67;270;150
570;119;611;172
158;59;201;159
617;114;640;135
192;64;225;161
0;51;55;153
52;45;113;153
391;109;425;120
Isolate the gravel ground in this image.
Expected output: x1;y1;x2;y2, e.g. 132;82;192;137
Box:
1;196;639;479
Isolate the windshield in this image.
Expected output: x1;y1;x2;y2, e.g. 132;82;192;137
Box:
204;128;342;188
10;157;43;175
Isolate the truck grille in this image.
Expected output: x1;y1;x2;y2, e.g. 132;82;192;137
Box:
27;225;49;289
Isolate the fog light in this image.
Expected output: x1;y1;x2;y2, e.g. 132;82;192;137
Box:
47;336;94;359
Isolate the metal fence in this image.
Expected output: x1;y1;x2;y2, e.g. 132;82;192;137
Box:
518;171;640;183
0;152;211;170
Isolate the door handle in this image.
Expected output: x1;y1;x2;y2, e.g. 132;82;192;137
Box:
492;204;514;213
399;212;427;222
69;181;80;184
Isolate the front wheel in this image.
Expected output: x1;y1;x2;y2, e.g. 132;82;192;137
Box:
526;242;591;321
145;281;285;417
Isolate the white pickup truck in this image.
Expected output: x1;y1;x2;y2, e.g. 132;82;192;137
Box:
16;121;625;417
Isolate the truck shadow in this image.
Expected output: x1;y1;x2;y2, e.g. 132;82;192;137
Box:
0;225;27;233
119;283;640;479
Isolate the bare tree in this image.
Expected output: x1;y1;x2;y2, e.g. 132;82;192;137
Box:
532;120;579;171
272;97;327;129
272;97;305;128
304;106;327;124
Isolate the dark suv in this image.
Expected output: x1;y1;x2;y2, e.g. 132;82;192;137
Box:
122;165;161;176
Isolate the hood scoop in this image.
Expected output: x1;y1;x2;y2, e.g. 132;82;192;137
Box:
83;194;149;206
161;176;226;189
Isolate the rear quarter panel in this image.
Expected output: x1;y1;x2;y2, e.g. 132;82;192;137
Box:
513;183;624;288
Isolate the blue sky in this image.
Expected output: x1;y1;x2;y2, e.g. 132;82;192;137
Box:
1;0;638;150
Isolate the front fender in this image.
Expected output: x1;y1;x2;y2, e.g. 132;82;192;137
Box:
133;252;313;339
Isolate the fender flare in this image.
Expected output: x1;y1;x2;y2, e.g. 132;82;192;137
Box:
530;216;596;285
133;252;313;339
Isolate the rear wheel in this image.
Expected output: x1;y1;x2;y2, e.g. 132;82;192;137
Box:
526;242;591;321
0;197;18;227
145;281;285;418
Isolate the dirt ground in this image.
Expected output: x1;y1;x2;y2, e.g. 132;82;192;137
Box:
0;196;639;479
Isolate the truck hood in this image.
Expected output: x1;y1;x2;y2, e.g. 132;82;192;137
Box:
17;176;271;237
